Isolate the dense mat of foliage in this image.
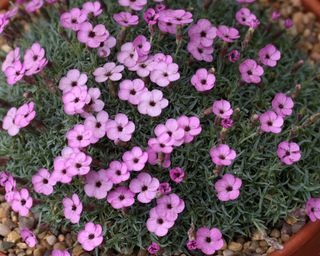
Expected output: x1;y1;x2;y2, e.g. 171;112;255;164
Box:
0;0;319;255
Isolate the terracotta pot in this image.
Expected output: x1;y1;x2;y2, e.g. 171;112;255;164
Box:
301;0;320;20
0;0;9;10
271;221;320;256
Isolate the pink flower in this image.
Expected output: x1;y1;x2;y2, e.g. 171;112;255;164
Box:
156;193;185;221
169;167;185;183
23;42;48;76
216;25;240;42
4;176;16;204
118;0;147;11
122;146;148;172
239;59;264;84
66;124;93;148
214;174;242;201
118;79;147;105
0;14;9;34
221;118;234;129
133;35;151;60
0;171;12;187
187;240;197;250
177;116;202;143
271;11;281;21
212;99;233;119
284;18;293;29
235;8;258;27
277;141;301;165
195;227;224;255
129;57;155;78
210;144;237;166
82;88;105;116
154;118;185;146
20;228;37;248
188;19;217;47
4;61;25;85
60;8;87;31
2;107;20;136
77;22;109;48
113;12;139;27
14;102;36;128
2;47;20;72
117;42;139;68
191;68;216;92
25;0;44;13
148;133;174;154
138;89;169;117
187;41;213;62
144;8;159;25
158;13;177;34
148;242;160;255
59;69;88;93
272;93;294;117
259;44;281;67
84;170;113;199
158;182;171;195
63;193;83;224
77;222;103;251
66;151;92;176
259;110;284;134
52;156;76;184
107;186;135;209
97;35;116;58
146;207;175;237
237;0;255;3
105;113;135;143
32;168;56;196
106;160;130;184
93;62;124;83
160;9;193;25
82;1;102;17
147;148;171;168
228;49;240;62
306;198;320;222
84;111;109;143
129;172;159;203
51;250;71;256
150;62;180;87
62;85;91;115
11;188;33;216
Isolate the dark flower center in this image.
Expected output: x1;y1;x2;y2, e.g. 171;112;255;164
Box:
96;122;102;128
119;195;125;200
142;185;148;191
185;126;191;132
157;218;164;224
72;205;77;211
247;70;253;75
77;135;83;141
43;179;48;184
226;186;233;192
71;18;77;24
200;31;206;37
206;237;212;243
160;143;165;148
33;55;38;61
167;204;172;209
116;170;121;176
285;151;290;156
21;199;26;206
163;72;168;77
76;163;82;168
96;181;102;187
117;126;123;132
74;97;80;103
279;104;284;109
133;158;139;163
71;81;77;87
62;169;67;174
149;101;156;107
219;109;224;114
267;121;273;126
88;31;96;38
88;234;95;240
266;54;270;59
130;89;136;95
198;48;203;54
201;79;206;85
219;154;226;160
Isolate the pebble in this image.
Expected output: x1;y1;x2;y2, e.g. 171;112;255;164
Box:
281;233;290;242
72;244;84;256
270;229;281;238
6;231;20;243
252;230;265;241
46;235;57;246
0;223;10;236
223;249;234;256
53;242;66;250
228;242;242;252
58;234;65;242
18;216;35;230
34;248;45;256
16;243;27;249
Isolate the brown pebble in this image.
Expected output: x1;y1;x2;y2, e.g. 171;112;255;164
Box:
270;229;281;238
58;234;65;242
228;242;242;252
259;240;268;247
281;234;290;242
267;246;276;254
6;230;20;243
221;239;227;250
53;242;66;250
16;242;28;249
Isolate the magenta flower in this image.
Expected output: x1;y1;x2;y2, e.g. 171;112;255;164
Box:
177;115;202;143
214;174;242;201
0;171;12;187
62;193;83;224
169;167;185;184
118;0;147;11
84;170;113;199
235;8;258;27
63;85;91;115
210;144;237;166
187;240;197;250
144;8;159;25
66;151;92;176
113;12;139;27
77;22;109;48
66;124;93;148
11;188;33;217
52;156;76;184
147;148;171;168
82;1;102;17
154;118;185;147
212;99;233;119
138;89;169;117
195;227;224;255
60;8;87;31
160;9;193;25
221;118;234;129
25;0;44;13
158;14;177;35
20;228;37;248
14;102;36;128
4;176;16;204
129;172;159;203
84;111;109;143
105;113;135;143
2;107;20;136
106;160;130;184
191;68;216;92
284;18;293;29
51;250;71;256
23;42;48;76
216;25;240;42
306;198;320;222
271;11;281;21
98;35;116;58
4;61;25;85
148;133;174;154
148;242;160;255
77;222;103;251
146;207;175;237
117;42;139;68
93;62;124;83
272;93;294;117
2;47;20;72
277;141;301;165
133;35;151;60
228;49;240;62
259;44;281;67
122;146;148;172
187;41;213;62
158;182;172;195
188;19;217;47
107;186;135;209
32;168;56;196
150;62;180;87
118;79;147;105
59;69;88;93
156;193;185;221
237;0;255;3
259;110;284;134
239;59;264;84
0;14;9;34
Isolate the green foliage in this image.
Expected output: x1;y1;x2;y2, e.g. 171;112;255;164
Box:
0;0;320;255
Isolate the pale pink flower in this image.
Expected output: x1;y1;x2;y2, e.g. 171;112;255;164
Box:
11;188;33;217
118;79;147;105
210;144;237;166
14;102;36;128
259;44;281;67
259;111;284;134
2;107;20;136
4;61;25;85
32;168;56;196
93;62;124;83
177;116;202;143
239;59;264;84
60;8;87;31
150;62;180;87
272;93;294;117
59;69;88;93
77;22;109;48
212;99;233;119
66;124;93;148
97;35;117;58
154;118;185;146
113;12;139;27
84;170;113;199
214;174;242;201
84;111;109;143
138;89;169;117
146;207;175;237
106;160;130;184
107;186;135;209
129;172;159;203
191;68;216;92
82;1;102;17
122;146;148;172
118;0;147;11
63;193;83;224
216;25;240;42
277;141;301;165
117;42;139;68
62;85;91;115
2;47;20;72
105;113;135;143
77;222;103;251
